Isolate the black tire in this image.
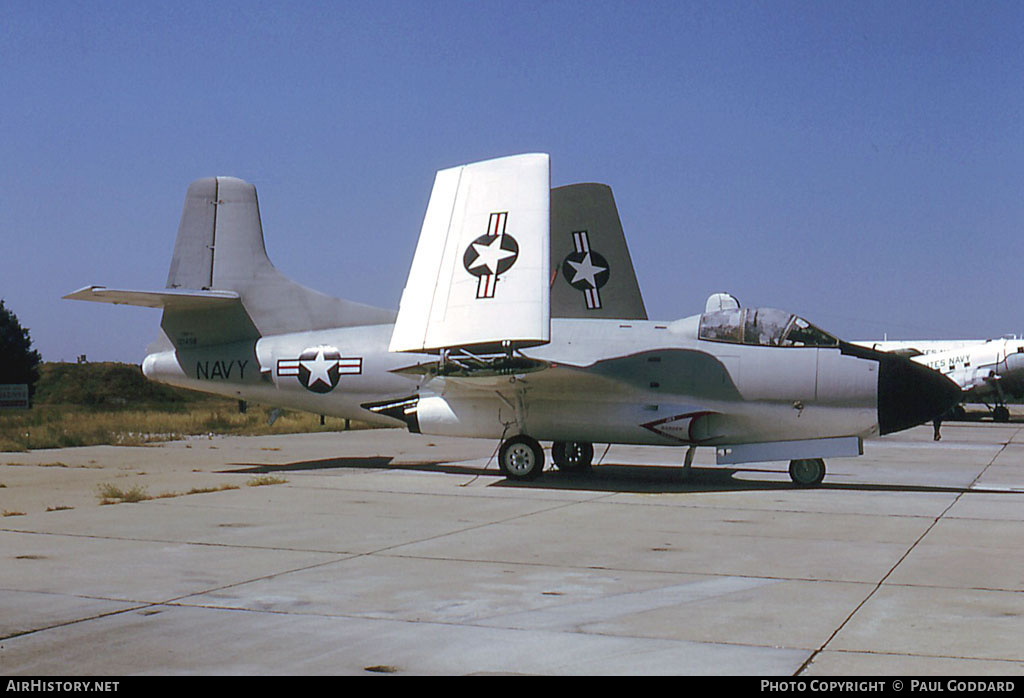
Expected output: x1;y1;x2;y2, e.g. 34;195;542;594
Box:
993;406;1010;423
789;458;826;487
551;441;594;472
498;435;545;481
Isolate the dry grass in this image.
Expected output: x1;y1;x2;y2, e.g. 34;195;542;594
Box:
97;481;243;505
96;483;151;504
0;402;373;451
154;484;241;499
247;475;288;487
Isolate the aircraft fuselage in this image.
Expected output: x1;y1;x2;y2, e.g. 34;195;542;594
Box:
70;168;962;484
143;314;938;449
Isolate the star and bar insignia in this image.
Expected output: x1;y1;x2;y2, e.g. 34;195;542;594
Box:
277;345;362;393
463;211;519;298
562;230;610;309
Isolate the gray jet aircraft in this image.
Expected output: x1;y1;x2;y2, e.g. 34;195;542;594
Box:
66;154;960;486
541;181;1023;426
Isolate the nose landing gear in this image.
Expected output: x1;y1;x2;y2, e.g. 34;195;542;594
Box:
789;458;826;487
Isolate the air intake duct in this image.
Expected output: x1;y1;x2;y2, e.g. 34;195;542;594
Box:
362;395;421;433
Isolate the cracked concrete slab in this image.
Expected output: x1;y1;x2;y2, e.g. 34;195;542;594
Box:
2;423;1023;675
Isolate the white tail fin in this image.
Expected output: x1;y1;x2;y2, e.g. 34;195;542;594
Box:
167;177;395;337
67;177;395;348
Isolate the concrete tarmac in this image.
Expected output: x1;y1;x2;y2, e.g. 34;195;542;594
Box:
2;419;1023;675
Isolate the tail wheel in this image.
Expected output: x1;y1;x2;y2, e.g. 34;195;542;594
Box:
789;458;826;487
551;441;594;472
498;435;545;481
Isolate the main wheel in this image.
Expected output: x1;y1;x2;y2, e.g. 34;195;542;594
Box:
551;441;594;472
789;458;826;487
993;405;1010;422
498;435;545;481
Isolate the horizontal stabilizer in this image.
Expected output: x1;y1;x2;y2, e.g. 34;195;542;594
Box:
390;153;550;354
63;286;240;309
65;285;259;347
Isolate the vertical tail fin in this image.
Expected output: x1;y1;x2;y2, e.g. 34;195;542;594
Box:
166;178;217;290
165;177;395;339
550;183;647;320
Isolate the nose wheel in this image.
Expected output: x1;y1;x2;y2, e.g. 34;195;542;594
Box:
789;458;826;487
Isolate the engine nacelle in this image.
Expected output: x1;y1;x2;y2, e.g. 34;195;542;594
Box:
363;394;512;439
414;395;511;438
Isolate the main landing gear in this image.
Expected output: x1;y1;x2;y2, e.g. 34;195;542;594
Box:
551;441;594;473
497;436;828;487
497;437;595;481
497;435;546;481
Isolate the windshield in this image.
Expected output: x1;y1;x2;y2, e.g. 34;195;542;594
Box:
698;308;838;348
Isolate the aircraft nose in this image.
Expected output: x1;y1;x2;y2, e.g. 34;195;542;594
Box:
1004;351;1024;374
877;356;962;435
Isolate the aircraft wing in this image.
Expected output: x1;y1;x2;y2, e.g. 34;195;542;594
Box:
379;347;729;444
392;343;740;399
389;153;550;354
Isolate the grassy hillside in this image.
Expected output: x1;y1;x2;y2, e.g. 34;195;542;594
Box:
33;362;208;406
0;362;369;451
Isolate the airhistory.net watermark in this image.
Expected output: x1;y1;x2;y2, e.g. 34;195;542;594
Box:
6;682;119;693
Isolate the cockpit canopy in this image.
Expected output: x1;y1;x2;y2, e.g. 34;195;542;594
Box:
698;307;839;348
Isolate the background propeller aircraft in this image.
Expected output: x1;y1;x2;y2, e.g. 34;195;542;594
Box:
854;337;1024;422
66;154;960;486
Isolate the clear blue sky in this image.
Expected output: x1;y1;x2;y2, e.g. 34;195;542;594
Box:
3;1;1023;362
